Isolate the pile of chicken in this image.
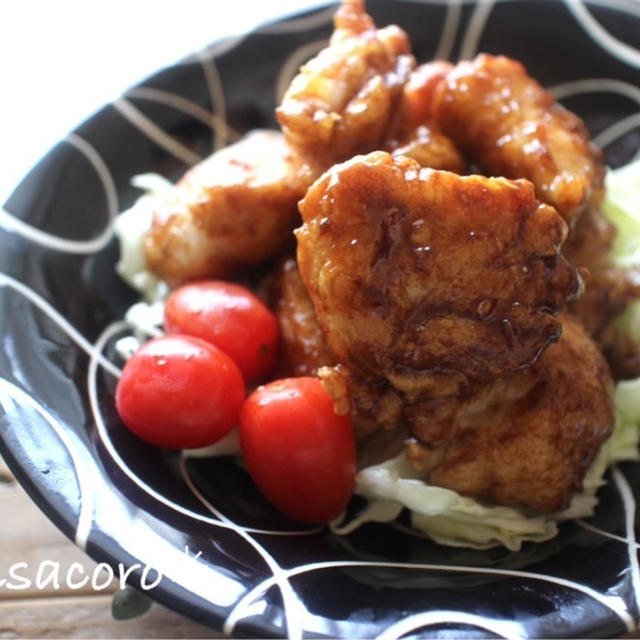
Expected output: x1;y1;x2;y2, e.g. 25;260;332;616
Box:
143;0;640;515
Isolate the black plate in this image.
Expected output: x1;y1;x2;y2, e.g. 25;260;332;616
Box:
1;1;640;638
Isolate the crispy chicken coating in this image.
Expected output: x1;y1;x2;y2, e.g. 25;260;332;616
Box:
433;54;605;222
297;151;582;400
565;206;640;378
319;363;406;431
144;131;308;286
269;257;335;378
385;123;465;173
400;61;453;126
405;314;614;513
384;62;465;172
573;268;640;379
267;258;385;439
276;0;415;176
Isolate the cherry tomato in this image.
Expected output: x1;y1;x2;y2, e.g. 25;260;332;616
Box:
115;334;245;449
239;377;356;523
164;281;279;382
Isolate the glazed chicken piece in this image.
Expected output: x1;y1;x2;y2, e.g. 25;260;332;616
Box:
564;206;640;378
574;268;640;379
267;257;390;439
400;61;453;125
405;314;614;513
319;363;407;432
276;0;415;177
432;54;605;222
144;130;309;287
297;151;582;402
385;123;465;173
384;61;465;173
269;257;335;378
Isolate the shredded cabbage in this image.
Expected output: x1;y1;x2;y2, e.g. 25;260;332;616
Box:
602;159;640;342
114;173;173;303
602;159;640;267
613;378;640;461
331;407;640;551
332;160;640;550
112;174;174;360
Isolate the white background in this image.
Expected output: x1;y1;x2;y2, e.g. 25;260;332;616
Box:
1;1;324;205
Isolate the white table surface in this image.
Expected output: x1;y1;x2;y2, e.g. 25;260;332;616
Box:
1;1;325;206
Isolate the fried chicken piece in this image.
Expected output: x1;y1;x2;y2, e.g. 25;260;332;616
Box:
144;130;309;287
606;326;640;380
563;204;616;269
573;268;640;379
564;206;640;378
405;314;614;513
276;0;415;177
383;62;465;172
320;363;405;430
385;123;466;173
432;54;605;222
385;121;464;172
269;257;335;378
297;151;582;401
400;61;453;125
267;258;384;439
267;257;414;434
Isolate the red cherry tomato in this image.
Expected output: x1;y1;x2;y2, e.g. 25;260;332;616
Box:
164;281;279;382
239;377;356;523
115;335;245;449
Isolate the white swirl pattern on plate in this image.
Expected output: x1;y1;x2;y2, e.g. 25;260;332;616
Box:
458;0;496;61
0;133;118;254
112;98;203;166
565;0;640;68
375;610;525;640
432;0;461;61
612;466;640;616
549;78;640;158
1;1;639;638
0;377;96;548
195;52;229;151
578;519;640;548
223;559;634;634
125;86;242;141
